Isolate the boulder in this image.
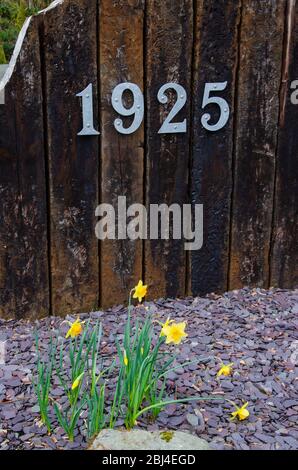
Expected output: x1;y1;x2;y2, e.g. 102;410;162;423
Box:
89;429;210;450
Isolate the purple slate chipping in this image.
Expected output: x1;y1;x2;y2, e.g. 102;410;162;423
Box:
0;287;297;450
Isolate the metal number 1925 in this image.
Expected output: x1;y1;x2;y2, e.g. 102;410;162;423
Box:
77;81;230;136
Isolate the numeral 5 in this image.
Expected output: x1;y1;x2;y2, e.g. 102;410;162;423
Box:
201;82;230;132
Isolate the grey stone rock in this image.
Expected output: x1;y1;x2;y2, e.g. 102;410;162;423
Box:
186;413;199;428
89;429;210;450
291;304;298;314
194;409;205;434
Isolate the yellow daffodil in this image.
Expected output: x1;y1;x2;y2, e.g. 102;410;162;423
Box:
160;317;173;337
71;372;84;391
123;350;128;366
65;318;83;339
217;363;234;377
164;322;188;345
133;280;148;303
231;402;250;421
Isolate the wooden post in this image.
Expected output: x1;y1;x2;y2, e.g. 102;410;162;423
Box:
0;16;49;319
270;0;298;288
99;0;144;307
145;0;193;300
190;0;241;296
229;0;285;289
42;0;99;315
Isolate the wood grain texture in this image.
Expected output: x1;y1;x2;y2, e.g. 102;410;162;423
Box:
99;0;144;308
1;0;297;320
270;0;298;288
145;0;193;300
190;0;241;296
229;0;285;289
42;0;99;315
0;16;49;319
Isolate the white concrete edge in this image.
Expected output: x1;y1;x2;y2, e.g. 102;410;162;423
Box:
0;16;31;93
37;0;64;16
0;65;8;80
0;0;64;94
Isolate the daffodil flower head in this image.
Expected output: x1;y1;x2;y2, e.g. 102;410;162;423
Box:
123;349;128;367
71;372;84;391
164;321;188;345
133;280;148;303
231;402;250;421
217;363;234;377
160;317;173;337
65;318;83;339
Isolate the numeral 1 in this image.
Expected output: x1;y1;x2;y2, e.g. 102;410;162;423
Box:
76;84;100;136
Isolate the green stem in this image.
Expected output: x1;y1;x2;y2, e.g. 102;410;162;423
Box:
128;289;134;316
134;396;224;421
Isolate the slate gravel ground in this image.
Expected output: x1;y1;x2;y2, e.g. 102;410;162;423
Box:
0;287;297;450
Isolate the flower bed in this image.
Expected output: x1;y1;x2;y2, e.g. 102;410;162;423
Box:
0;287;297;450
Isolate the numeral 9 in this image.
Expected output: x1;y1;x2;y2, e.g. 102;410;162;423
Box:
111;83;144;134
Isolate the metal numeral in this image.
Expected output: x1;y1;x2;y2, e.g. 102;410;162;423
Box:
77;81;230;136
290;80;298;104
76;84;100;136
112;83;144;134
201;82;230;132
158;83;187;134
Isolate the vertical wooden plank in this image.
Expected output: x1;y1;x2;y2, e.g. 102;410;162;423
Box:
145;0;193;300
190;0;241;296
42;0;99;315
271;0;298;288
229;0;285;289
99;0;144;308
0;17;49;319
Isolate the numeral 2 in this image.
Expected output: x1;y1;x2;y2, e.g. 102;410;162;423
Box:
290;80;298;104
157;83;187;134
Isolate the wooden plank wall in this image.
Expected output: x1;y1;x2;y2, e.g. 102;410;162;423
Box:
191;0;241;296
229;0;286;290
0;0;297;319
99;0;144;309
0;16;49;319
145;0;193;299
271;0;298;288
41;0;99;315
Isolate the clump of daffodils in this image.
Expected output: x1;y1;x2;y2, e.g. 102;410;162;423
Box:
34;279;251;441
114;281;193;428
